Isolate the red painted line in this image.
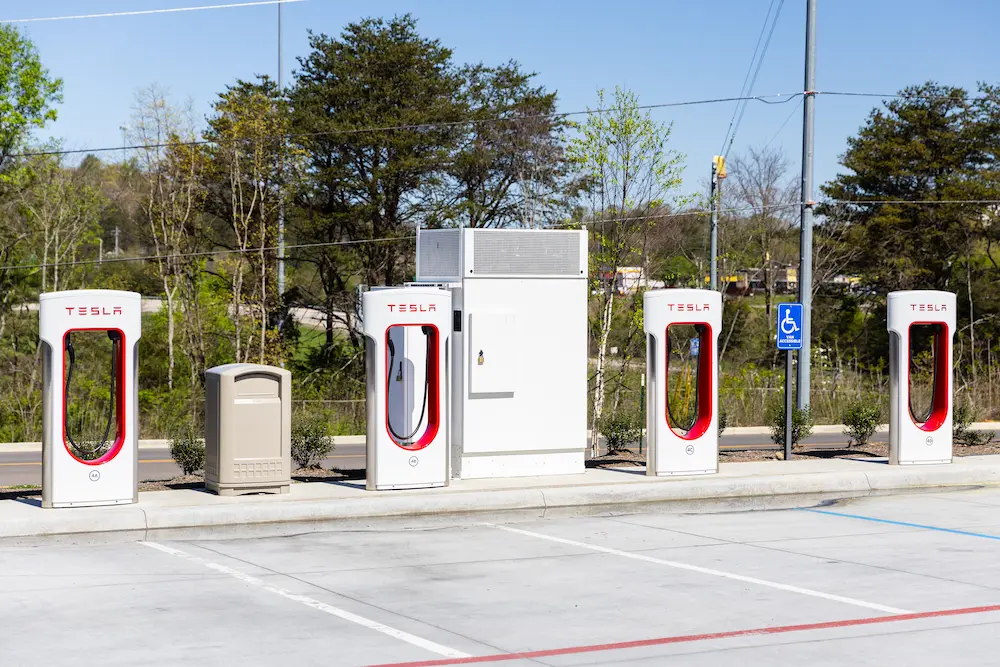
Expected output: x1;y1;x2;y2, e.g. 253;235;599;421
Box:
365;604;1000;667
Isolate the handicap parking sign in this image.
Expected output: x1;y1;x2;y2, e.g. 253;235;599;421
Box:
776;303;803;350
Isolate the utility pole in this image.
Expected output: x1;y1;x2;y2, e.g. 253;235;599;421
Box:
114;226;120;256
709;161;718;291
709;155;726;291
797;0;817;411
276;0;286;320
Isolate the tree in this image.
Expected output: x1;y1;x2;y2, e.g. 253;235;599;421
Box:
568;87;685;456
0;26;62;333
449;62;569;228
290;15;464;353
19;150;105;292
126;87;205;390
726;146;797;339
0;25;62;183
205;76;295;366
820;82;986;293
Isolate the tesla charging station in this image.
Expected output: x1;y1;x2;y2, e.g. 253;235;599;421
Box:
362;286;451;490
888;290;956;465
40;290;142;507
643;288;721;476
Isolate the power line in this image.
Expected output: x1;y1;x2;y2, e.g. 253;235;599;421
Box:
0;203;805;272
819;90;980;102
719;0;778;155
762;97;803;150
0;0;305;24
725;0;786;158
825;198;1000;206
7;198;1000;273
1;235;413;272
12;92;804;159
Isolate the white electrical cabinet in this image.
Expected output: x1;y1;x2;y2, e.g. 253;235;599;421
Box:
415;228;588;479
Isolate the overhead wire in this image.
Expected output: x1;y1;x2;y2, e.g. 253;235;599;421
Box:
719;0;777;155
0;203;807;272
6;198;1000;273
761;97;803;150
724;0;786;158
12;92;805;159
0;0;305;24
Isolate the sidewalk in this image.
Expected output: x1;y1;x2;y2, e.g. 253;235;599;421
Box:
4;454;1000;542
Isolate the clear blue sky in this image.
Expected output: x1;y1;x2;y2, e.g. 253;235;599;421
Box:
6;0;1000;196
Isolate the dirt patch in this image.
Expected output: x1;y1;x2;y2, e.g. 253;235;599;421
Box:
292;467;365;482
586;449;646;468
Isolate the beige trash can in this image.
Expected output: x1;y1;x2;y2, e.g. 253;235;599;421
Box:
205;363;291;496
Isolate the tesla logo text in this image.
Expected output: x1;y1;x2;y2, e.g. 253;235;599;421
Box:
664;304;710;312
910;304;947;312
387;304;437;313
65;306;123;316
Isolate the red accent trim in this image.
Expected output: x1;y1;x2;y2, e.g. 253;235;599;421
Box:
664;323;713;440
365;604;1000;667
61;328;126;466
384;324;440;451
907;322;949;432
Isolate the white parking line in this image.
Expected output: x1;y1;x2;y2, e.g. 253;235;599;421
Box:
141;541;470;659
491;524;910;615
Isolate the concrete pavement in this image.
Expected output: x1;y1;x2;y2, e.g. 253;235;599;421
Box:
4;454;1000;542
4;488;1000;665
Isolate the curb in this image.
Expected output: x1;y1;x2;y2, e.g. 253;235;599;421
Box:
5;460;1000;541
2;425;996;453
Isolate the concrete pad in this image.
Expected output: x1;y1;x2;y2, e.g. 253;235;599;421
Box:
4;456;1000;542
5;489;1000;665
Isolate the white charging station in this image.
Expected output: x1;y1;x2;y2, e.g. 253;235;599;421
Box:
643;288;721;476
362;286;451;490
888;290;956;465
40;290;141;507
414;228;588;479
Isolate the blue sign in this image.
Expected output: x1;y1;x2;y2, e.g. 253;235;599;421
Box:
689;338;700;356
777;303;803;350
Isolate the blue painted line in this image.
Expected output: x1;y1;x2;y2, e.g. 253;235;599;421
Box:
801;508;1000;541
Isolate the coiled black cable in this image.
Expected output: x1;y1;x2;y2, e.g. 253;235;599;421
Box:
64;331;121;457
386;327;432;445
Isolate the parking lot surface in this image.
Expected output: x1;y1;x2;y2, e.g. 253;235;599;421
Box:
4;487;1000;665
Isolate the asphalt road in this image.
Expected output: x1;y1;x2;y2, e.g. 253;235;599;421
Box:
0;432;872;487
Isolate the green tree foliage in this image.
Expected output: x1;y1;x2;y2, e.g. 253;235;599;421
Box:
568;87;685;455
205;76;296;366
450;61;569;228
291;15;463;285
820;82;996;293
289;15;464;359
0;25;62;178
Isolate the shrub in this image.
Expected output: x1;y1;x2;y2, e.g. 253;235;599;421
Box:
292;415;334;469
954;402;996;447
718;411;730;438
841;400;883;448
169;430;205;476
767;403;813;447
599;413;642;454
